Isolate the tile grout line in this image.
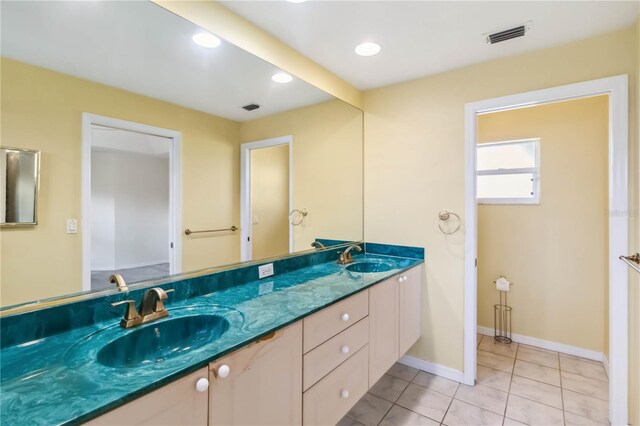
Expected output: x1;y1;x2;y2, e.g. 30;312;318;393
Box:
558;351;567;426
391;368;457;425
438;382;460;426
375;399;396;426
502;343;517;424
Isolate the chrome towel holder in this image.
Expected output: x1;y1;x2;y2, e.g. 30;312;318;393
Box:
438;210;461;234
289;209;308;226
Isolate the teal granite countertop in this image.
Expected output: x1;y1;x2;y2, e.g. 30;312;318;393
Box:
0;251;423;425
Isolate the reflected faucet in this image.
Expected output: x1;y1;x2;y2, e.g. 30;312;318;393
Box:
111;287;175;329
311;241;326;250
337;244;363;265
109;274;128;292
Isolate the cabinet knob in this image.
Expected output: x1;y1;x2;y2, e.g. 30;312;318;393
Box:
341;313;350;322
195;378;209;392
340;389;350;399
341;345;350;354
217;364;231;378
398;275;408;283
398;276;404;283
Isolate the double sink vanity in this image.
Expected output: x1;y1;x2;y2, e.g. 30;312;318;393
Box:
0;243;424;425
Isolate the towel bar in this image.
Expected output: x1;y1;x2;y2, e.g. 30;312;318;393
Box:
619;253;640;273
185;226;237;235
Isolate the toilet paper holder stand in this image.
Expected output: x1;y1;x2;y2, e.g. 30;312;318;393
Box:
492;276;513;344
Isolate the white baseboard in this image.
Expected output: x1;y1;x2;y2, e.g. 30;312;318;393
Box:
398;355;465;383
602;354;610;378
92;260;169;271
477;326;603;362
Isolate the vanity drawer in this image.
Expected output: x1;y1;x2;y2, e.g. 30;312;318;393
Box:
303;290;368;353
303;345;369;426
303;316;369;391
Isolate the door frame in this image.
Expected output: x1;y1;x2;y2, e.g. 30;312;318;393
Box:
81;113;182;291
240;135;293;262
463;75;628;424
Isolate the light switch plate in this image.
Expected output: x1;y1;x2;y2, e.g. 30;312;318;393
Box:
258;263;274;279
66;219;78;234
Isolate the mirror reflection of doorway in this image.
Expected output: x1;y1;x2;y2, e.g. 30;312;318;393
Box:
240;136;292;262
82;115;181;292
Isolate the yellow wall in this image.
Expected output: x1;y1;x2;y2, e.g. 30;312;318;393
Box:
0;58;241;306
152;1;362;109
477;96;608;352
363;25;638;375
250;144;290;259
240;100;363;251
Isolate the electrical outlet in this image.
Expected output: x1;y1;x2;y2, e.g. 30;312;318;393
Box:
258;263;274;279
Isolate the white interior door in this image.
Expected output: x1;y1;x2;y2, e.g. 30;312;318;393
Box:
240;136;293;261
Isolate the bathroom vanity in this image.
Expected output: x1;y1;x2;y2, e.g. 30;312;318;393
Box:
0;244;423;425
87;264;421;426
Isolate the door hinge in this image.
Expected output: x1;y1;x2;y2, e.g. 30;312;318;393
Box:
247;237;250;242
475;258;478;267
170;242;174;249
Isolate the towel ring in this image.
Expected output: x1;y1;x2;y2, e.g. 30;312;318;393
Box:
438;210;461;235
289;208;308;226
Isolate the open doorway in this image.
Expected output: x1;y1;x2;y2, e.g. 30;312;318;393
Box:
463;76;628;424
82;114;182;291
476;96;610;423
240;136;292;262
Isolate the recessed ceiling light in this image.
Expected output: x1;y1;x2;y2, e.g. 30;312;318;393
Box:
272;72;293;84
287;0;306;3
354;42;381;57
192;32;221;49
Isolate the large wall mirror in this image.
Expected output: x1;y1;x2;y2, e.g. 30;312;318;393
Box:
0;1;363;309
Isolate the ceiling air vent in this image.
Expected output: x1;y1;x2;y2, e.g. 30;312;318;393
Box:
243;104;260;111
486;25;527;45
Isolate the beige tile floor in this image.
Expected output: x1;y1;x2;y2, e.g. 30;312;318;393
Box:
339;335;609;426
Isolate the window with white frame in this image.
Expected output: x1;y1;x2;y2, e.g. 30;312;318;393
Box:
477;139;540;204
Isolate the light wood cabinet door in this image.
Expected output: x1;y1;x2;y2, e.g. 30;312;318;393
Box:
399;265;423;355
86;367;209;426
368;277;398;385
208;322;302;426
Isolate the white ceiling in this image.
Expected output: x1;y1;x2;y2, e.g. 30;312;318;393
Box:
221;1;639;90
0;1;332;121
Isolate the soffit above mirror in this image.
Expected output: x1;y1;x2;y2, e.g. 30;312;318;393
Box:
0;0;332;121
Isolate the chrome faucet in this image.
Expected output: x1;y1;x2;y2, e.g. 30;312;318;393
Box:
111;287;175;329
337;244;363;265
311;241;326;250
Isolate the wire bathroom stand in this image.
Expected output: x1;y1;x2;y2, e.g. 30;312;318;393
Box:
493;277;513;344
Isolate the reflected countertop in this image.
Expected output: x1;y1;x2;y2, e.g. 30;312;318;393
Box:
0;253;422;426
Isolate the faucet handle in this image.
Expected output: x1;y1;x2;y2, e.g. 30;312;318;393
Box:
154;288;175;312
111;300;139;321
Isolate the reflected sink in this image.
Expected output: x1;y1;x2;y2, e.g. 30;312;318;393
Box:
97;315;230;368
346;260;395;273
